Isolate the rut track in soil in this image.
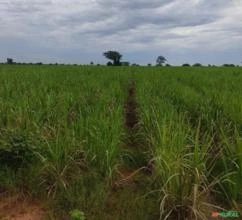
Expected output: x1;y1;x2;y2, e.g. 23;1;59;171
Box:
124;80;153;171
124;81;140;146
113;81;153;190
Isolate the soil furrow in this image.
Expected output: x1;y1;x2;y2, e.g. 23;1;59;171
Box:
125;81;140;147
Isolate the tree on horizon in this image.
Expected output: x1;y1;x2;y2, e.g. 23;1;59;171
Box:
7;58;13;64
103;51;122;66
156;56;167;66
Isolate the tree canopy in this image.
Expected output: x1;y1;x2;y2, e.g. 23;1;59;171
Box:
103;51;122;66
106;61;113;66
156;56;167;66
7;58;13;64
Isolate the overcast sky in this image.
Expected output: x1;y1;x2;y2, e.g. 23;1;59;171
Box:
0;0;242;65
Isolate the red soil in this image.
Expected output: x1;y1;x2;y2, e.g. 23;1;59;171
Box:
0;193;46;220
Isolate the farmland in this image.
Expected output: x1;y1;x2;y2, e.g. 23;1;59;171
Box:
0;65;242;219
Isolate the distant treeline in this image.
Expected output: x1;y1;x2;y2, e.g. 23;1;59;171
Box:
2;58;241;67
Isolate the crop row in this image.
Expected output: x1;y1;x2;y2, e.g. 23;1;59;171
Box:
0;65;242;219
135;69;242;219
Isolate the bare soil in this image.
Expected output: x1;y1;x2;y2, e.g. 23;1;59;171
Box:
125;81;139;131
0;193;46;220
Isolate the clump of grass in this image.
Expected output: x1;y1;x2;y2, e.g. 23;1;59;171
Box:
70;210;85;220
0;132;37;171
146;115;221;219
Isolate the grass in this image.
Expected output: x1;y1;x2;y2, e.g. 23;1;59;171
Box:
135;67;242;219
0;65;242;219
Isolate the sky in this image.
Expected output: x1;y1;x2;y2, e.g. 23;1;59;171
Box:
0;0;242;65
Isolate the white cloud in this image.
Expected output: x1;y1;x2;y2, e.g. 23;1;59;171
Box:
0;0;242;64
